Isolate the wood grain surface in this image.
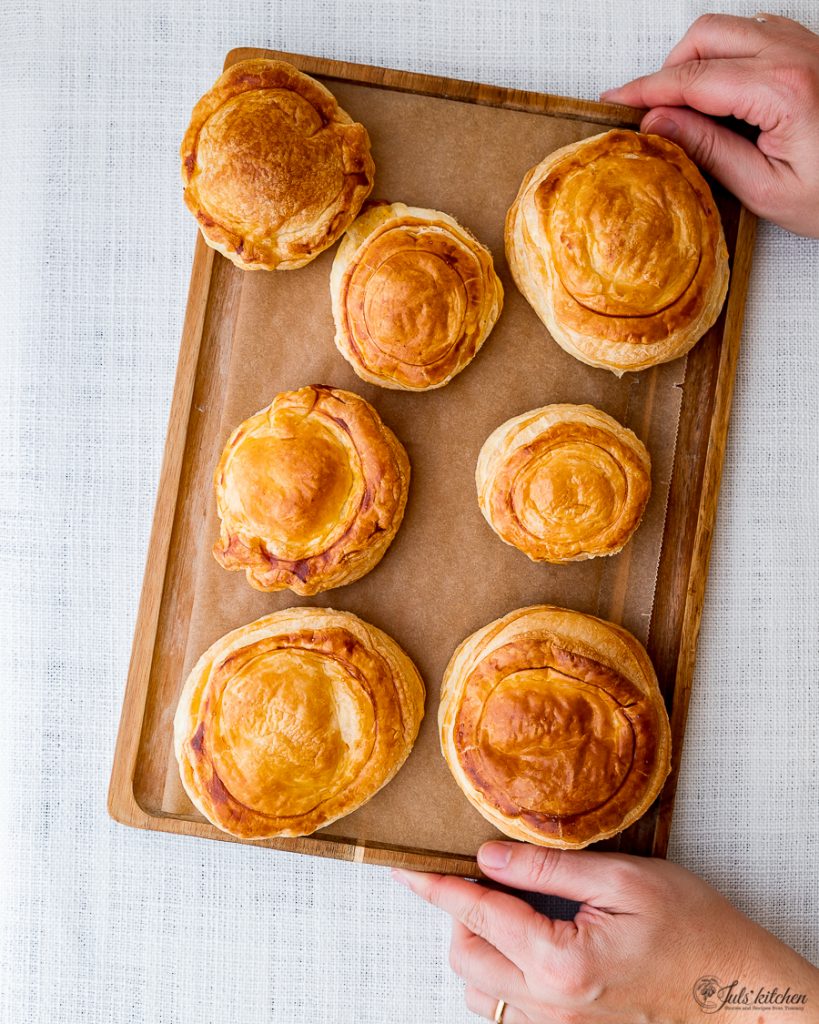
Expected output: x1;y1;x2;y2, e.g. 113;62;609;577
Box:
108;47;756;875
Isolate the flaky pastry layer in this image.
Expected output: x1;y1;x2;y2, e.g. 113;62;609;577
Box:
476;404;651;562
181;58;374;270
213;385;409;595
175;607;425;839
330;203;503;390
440;605;671;848
505;130;729;374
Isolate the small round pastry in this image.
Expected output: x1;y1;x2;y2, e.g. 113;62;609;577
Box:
439;605;671;849
181;58;375;270
175;607;425;839
505;129;729;375
330;202;503;390
476;404;651;563
213;385;410;595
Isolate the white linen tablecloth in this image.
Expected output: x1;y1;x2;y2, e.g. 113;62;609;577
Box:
2;2;818;1021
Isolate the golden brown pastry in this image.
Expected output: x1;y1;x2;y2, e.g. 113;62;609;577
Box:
440;605;671;848
174;607;425;839
476;404;651;563
213;385;409;595
181;58;374;270
506;129;729;374
330;203;503;390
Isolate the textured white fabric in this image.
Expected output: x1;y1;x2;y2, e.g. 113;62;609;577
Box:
2;1;818;1021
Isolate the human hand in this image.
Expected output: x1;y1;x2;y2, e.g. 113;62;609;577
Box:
600;13;819;237
393;842;819;1022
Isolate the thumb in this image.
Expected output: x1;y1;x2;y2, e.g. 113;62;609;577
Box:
641;106;779;216
477;841;649;910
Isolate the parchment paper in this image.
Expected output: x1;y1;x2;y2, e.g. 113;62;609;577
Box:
161;82;685;857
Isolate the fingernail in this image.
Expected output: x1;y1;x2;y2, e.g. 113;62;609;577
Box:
645;116;679;140
600;88;618;100
391;868;412;888
478;842;512;869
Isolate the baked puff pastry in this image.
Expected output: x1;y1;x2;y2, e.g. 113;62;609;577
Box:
330;203;503;390
476;404;651;563
506;130;729;374
174;607;425;839
440;605;671;848
213;385;409;595
181;59;374;270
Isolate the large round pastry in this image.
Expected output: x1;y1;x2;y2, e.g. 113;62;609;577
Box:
440;605;671;848
181;58;374;270
175;608;425;839
213;385;409;595
476;404;651;563
506;129;729;374
330;203;503;390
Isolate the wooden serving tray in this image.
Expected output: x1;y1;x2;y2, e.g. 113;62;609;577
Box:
108;47;756;876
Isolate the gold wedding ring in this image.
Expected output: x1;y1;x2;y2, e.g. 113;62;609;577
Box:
493;998;507;1023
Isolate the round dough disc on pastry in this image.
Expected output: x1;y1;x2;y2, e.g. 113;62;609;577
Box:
330;203;503;390
505;129;729;374
181;58;374;270
476;403;651;563
213;385;410;595
439;605;671;848
175;607;425;839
